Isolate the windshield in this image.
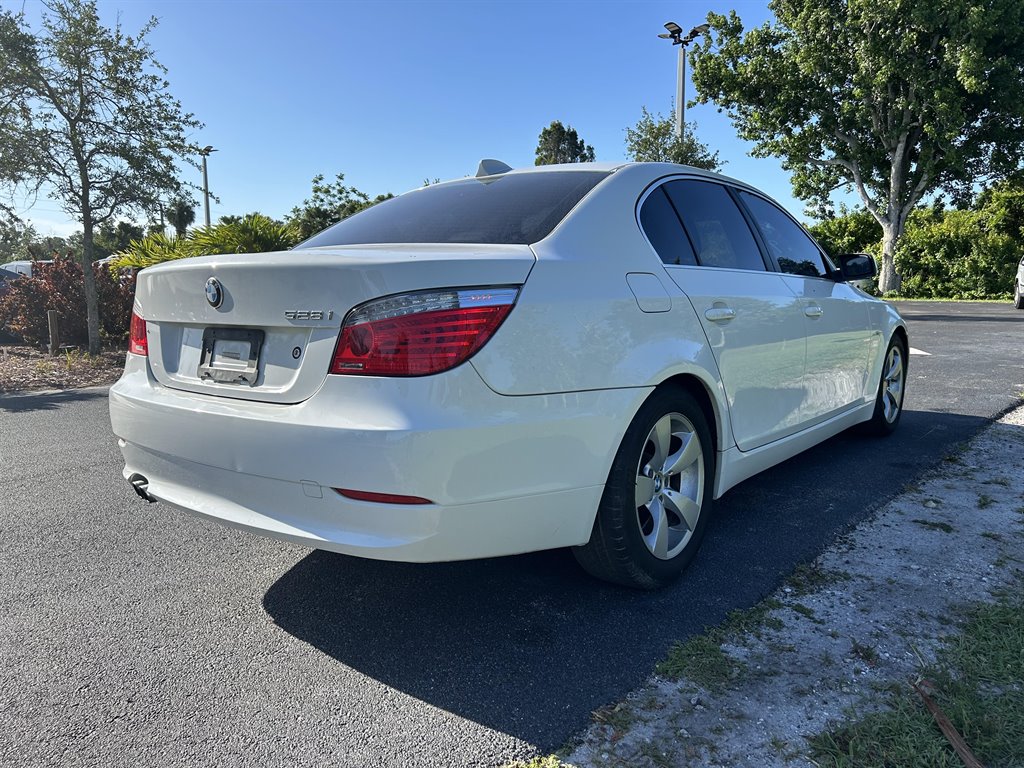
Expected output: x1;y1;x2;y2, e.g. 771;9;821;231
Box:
295;171;609;249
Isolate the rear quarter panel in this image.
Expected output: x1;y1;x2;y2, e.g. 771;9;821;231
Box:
470;165;733;449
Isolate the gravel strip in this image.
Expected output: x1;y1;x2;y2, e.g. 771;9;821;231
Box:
561;404;1024;768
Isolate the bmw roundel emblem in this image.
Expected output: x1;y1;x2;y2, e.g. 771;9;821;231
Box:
205;277;223;308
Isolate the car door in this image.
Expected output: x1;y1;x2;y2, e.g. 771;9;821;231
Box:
638;179;808;452
736;191;880;425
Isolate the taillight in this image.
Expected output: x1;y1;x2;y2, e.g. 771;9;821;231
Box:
330;287;518;376
129;310;148;356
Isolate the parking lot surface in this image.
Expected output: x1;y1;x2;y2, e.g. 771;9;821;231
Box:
1;300;1022;767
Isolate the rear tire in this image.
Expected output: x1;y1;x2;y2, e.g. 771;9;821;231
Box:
573;386;714;589
1014;281;1023;309
863;335;907;436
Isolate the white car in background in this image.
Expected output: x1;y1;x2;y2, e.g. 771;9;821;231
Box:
0;259;52;277
109;161;907;588
1014;255;1024;309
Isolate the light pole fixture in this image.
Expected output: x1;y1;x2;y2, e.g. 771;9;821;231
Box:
199;145;217;227
658;21;710;139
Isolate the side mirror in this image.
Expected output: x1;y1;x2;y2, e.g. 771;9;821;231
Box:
836;253;877;282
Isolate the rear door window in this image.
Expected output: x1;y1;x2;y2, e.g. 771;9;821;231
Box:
638;187;698;266
663;180;766;271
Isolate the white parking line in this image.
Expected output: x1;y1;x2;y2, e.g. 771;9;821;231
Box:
909;347;931;356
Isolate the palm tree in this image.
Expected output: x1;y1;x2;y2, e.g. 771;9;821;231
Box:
165;197;195;237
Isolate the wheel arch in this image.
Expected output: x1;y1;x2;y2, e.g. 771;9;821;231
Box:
891;323;909;350
653;372;725;459
891;323;910;373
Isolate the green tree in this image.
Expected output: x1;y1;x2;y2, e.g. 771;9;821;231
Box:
689;1;1024;294
286;173;392;242
0;0;202;353
94;221;144;259
0;217;33;263
975;173;1024;241
625;107;722;171
165;197;196;238
535;121;596;165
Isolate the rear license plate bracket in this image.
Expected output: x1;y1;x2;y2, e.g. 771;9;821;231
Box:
197;327;265;386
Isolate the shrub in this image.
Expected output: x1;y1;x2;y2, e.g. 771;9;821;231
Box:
894;209;1021;299
0;255;135;347
111;214;299;270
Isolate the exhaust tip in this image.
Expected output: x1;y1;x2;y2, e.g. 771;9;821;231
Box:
128;473;157;504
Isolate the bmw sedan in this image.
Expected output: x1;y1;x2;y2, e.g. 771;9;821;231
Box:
109;161;907;589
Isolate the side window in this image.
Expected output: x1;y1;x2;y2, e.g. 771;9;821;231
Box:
739;191;830;279
663;180;766;271
638;187;698;266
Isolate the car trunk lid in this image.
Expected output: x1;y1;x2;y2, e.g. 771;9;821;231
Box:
134;244;535;404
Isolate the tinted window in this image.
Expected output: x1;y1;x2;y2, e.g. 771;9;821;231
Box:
639;187;698;266
739;192;830;278
663;181;765;271
296;171;609;248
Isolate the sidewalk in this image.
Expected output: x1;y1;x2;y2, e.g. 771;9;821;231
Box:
554;403;1024;767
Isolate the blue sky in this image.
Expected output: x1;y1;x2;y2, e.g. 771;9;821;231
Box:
12;0;820;236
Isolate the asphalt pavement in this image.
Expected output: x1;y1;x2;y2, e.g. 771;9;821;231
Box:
1;300;1022;767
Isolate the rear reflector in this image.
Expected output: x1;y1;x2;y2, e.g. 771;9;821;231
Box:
129;310;148;356
330;287;518;376
334;488;433;505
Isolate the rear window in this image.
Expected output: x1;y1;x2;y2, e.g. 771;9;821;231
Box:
295;171;609;249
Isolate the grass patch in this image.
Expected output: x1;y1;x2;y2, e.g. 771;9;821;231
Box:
911;519;955;533
791;602;822;623
657;599;791;688
978;494;995;509
658;565;854;689
981;531;1004;542
787;562;851;596
849;639;879;666
810;588;1024;767
505;757;568;768
657;634;740;688
720;600;785;636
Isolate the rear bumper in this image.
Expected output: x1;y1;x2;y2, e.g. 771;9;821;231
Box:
109;355;650;561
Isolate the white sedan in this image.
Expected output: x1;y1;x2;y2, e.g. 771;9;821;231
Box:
109;161;907;589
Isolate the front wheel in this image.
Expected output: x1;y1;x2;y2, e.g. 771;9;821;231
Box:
1014;281;1023;310
573;386;714;589
863;336;907;436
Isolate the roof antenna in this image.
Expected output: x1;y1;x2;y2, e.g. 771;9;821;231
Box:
476;159;512;178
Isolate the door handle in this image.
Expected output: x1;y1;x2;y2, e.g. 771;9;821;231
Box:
804;305;824;318
704;306;736;323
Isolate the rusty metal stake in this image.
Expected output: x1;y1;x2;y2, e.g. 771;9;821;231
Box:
912;680;985;768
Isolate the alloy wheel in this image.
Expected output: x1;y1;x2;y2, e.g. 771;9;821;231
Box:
634;413;705;560
882;345;904;423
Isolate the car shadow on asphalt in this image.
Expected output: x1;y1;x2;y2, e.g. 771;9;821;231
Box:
0;387;108;413
261;408;989;750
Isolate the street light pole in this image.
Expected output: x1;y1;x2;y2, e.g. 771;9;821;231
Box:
199;145;217;227
658;22;710;140
676;45;686;139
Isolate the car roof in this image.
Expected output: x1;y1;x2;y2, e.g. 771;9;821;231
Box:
473;160;763;195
